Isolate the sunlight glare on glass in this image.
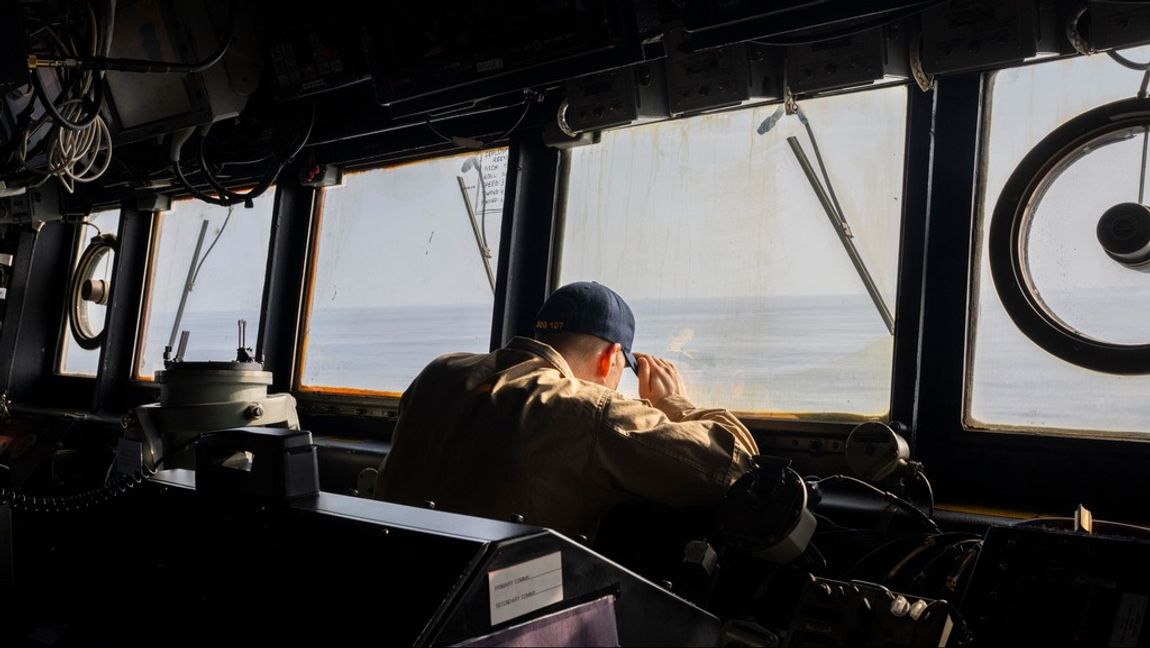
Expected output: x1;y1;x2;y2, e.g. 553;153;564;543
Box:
300;149;509;392
560;86;908;417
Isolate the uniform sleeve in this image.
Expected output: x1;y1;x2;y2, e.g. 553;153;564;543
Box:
593;392;760;508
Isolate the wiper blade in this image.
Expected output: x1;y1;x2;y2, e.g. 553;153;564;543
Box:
456;175;496;294
164;219;210;364
794;104;853;238
787;136;895;335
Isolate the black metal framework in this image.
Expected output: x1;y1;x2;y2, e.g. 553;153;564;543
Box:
3;57;1148;518
0;224;73;405
889;84;936;438
0;206;157;415
911;72;986;499
93;207;156;412
491;134;562;348
257;180;315;394
914;73;1150;517
289;145;519;405
543;85;923;439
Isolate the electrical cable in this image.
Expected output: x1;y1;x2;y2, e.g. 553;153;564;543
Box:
41;100;113;192
30;56;104;132
908;538;981;592
196;139;275;205
885;535;940;583
28;0;103;132
176;102;315;207
0;435;199;514
845;532;980;590
29;0;237;74
814;512;850;531
913;469;935;519
16;0;113;193
99;0;116;61
815;474;941;533
843;533;934;581
424;90;537;150
1109;49;1150;71
942;541;982;594
189;205;233;288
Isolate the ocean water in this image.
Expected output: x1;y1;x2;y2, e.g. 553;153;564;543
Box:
125;293;1150;433
147;295;895;415
968;288;1150;434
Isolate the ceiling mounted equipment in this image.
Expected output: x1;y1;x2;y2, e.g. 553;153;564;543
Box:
366;0;643;119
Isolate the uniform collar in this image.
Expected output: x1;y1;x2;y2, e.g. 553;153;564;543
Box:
507;336;576;379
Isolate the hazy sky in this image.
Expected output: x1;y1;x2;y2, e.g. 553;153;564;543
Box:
306;86;908;313
311;148;508;309
560;85;907;306
149;194;276;314
138;193;275;375
982;46;1150;316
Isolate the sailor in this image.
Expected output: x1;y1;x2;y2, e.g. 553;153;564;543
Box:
375;281;759;542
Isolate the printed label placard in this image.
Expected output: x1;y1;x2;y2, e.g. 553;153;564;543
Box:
487;552;563;627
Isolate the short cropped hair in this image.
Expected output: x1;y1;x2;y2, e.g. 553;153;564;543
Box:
536;330;613;361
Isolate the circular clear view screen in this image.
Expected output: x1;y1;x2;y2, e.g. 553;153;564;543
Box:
1024;126;1150;346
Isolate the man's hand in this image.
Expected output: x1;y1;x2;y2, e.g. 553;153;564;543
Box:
636;353;688;406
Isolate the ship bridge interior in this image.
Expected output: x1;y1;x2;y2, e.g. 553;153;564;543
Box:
1;1;1150;646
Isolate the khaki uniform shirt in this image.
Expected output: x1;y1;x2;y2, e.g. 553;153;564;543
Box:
375;336;759;541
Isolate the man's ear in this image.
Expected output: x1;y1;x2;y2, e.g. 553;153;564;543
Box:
597;342;621;381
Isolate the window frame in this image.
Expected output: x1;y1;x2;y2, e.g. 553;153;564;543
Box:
131;190;279;382
132;208;166;383
550;83;916;425
962;63;1150;442
292;148;516;399
910;67;1150;518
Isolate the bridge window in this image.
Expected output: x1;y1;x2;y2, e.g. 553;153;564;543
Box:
58;209;120;377
298;149;508;395
136;195;275;378
968;47;1150;437
559;85;908;418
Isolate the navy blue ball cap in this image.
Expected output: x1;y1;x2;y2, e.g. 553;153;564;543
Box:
535;281;638;372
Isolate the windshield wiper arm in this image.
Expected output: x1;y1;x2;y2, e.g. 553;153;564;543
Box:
787;136;895;335
163;219;210;363
456;175;496;293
